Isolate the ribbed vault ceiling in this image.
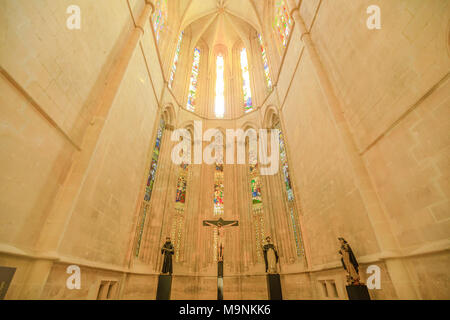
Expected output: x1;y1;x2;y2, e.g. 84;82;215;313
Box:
178;0;262;51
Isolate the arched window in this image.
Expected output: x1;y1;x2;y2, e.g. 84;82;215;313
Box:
274;0;293;48
171;129;192;263
135;118;165;257
215;55;225;118
186;48;201;112
168;31;184;89
153;0;168;43
172;163;189;262
257;34;273;91
248;146;266;262
275;121;303;257
240;48;253;113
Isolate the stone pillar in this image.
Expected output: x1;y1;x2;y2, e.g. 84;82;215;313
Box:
20;1;155;299
286;0;419;299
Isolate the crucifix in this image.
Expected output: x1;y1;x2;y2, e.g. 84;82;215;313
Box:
202;217;239;300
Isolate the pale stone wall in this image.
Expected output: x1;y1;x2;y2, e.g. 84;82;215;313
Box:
1;0;448;300
0;0;165;299
0;0;133;249
275;0;450;299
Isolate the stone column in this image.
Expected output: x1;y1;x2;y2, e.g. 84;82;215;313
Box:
21;1;155;299
286;0;419;299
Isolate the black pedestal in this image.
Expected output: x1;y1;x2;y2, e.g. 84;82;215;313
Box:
156;275;172;300
346;285;371;300
266;274;282;300
217;261;224;300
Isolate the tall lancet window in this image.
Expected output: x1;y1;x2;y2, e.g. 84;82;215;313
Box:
214;55;225;118
240;48;253;112
135;118;165;257
186;48;201;112
168;31;184;89
275;122;303;257
249;148;265;262
153;0;168;43
274;0;293;48
172;163;189;262
257;34;273;91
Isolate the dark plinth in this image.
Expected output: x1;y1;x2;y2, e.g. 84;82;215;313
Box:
266;274;282;300
217;261;224;300
156;275;172;300
346;285;371;300
0;266;16;300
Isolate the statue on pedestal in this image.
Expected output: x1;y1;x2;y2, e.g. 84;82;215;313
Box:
263;236;279;274
338;237;362;285
161;237;174;275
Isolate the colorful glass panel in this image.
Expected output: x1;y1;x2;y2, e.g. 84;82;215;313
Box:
278;129;294;201
186;48;201;112
249;155;265;262
175;163;188;205
168;31;184;89
257;34;273;91
153;0;168;43
274;0;293;48
251;176;263;205
136;118;165;257
275;122;303;257
213;163;224;215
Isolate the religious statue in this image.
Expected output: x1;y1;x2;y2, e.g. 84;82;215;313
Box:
203;218;238;262
263;236;279;274
338;237;362;285
161;237;174;275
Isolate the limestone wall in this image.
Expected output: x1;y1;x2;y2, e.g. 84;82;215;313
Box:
0;0;165;299
0;0;448;300
276;0;450;299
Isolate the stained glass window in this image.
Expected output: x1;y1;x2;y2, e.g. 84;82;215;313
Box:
257;34;273;91
249;145;265;262
172;163;189;262
175;163;189;207
168;31;184;89
153;0;168;43
239;48;253;112
250;176;263;205
274;0;293;48
275;122;303;257
186;48;201;112
215;55;225;118
135;118;165;257
213;163;224;215
278;129;294;201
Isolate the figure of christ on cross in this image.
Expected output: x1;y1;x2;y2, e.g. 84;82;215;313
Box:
202;217;239;262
